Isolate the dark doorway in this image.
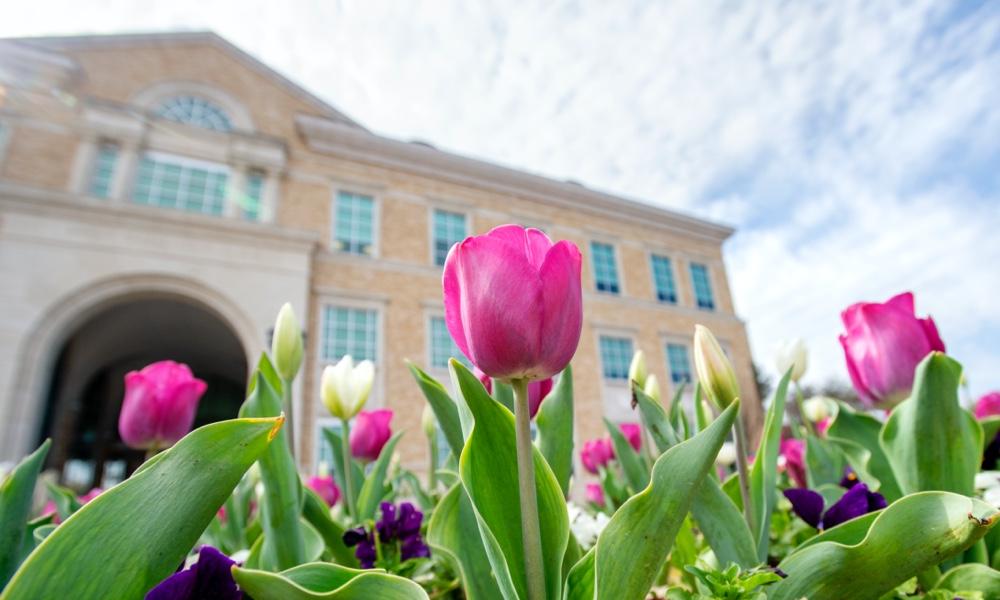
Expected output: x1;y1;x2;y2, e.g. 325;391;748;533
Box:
37;296;248;491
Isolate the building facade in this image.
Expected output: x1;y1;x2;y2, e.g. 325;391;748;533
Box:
0;32;759;488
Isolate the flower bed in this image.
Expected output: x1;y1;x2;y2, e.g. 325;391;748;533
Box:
1;225;998;599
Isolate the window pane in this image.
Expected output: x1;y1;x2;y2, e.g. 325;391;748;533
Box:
88;142;119;199
433;209;466;266
322;306;377;362
241;171;264;221
131;153;228;216
599;336;633;380
690;263;715;310
157;96;233;132
334;191;375;255
667;343;693;384
590;242;620;294
651;254;677;304
429;316;470;369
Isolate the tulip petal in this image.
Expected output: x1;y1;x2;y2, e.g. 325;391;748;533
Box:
919;316;946;353
784;488;824;529
840;333;877;406
536;240;583;379
822;483;872;530
119;371;157;449
442;243;473;362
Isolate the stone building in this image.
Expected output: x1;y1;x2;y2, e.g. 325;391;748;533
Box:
0;32;759;488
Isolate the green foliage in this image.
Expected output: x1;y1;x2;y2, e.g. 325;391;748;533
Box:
426;483;504;600
232;563;429;599
604;417;649;493
407;362;465;456
565;402;740;600
534;366;574;496
826;404;902;501
1;417;281;600
0;440;50;588
677;564;782;599
749;369;791;561
933;563;1000;596
301;488;358;567
356;431;404;521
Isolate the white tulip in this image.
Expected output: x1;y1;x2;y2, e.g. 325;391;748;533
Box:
802;396;833;423
716;441;737;466
694;325;740;409
271;303;303;381
321;355;375;420
774;338;808;383
628;350;648;388
643;374;661;402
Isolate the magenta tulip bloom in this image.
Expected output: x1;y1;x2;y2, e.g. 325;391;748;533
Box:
975;392;1000;420
477;368;554;419
839;292;946;407
580;438;615;474
585;483;605;508
307;475;341;507
443;225;583;381
780;438;807;488
619;423;642;452
118;360;207;450
350;409;393;462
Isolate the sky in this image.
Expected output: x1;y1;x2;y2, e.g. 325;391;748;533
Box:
3;0;998;397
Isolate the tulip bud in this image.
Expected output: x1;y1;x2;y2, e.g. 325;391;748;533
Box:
643;374;661;403
421;404;437;438
585;483;605;508
306;475;341;507
716;441;737;466
628;350;648;388
619;423;642;452
802;396;833;423
350;409;393;462
974;392;1000;420
774;338;808;383
271;303;303;382
693;325;740;409
321;355;375;420
118;360;207;450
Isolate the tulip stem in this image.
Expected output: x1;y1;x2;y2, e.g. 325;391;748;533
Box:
340;418;357;521
794;383;816;438
512;378;546;600
733;413;755;533
282;378;296;462
427;435;438;492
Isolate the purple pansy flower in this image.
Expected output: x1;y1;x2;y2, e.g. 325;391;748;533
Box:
145;545;242;600
342;501;430;569
784;482;887;531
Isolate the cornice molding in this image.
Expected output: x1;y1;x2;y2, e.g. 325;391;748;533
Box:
296;115;735;244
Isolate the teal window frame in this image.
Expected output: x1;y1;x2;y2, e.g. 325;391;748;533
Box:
650;254;678;304
333;191;375;256
433;209;467;266
666;343;693;384
429;316;470;369
88;141;119;199
322;306;377;362
591;242;620;294
156;95;233;132
690;263;716;310
599;335;633;380
241;170;264;221
132;152;229;216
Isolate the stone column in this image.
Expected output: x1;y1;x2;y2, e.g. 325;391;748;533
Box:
67;134;99;195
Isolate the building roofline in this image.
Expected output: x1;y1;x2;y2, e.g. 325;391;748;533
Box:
297;115;736;242
6;30;364;130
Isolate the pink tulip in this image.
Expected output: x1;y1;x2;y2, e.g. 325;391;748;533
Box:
619;423;642;452
839;292;945;407
443;225;583;382
580;438;615;474
975;392;1000;420
585;483;605;508
307;475;342;507
477;368;554;419
816;417;831;437
350;409;393;462
780;438;806;488
118;361;207;450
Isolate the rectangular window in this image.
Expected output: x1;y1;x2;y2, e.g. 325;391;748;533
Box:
666;343;693;384
433;209;467;266
690;263;716;310
88;142;119;199
241;170;264;221
133;152;229;216
650;254;677;304
591;242;620;294
429;316;470;369
322;306;377;362
599;335;634;380
334;191;375;255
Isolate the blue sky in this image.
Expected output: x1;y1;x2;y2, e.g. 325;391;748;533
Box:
4;0;998;397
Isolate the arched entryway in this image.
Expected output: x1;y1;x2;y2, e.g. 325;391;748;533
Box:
36;296;248;490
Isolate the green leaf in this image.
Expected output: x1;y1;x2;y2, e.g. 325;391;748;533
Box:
407;362;465;456
749;369;790;561
668;383;688;441
239;355;306;570
1;417;281;600
0;440;50;587
44;481;81;522
805;435;845;489
605;418;649;493
452;360;569;600
535;366;574;497
356;431;404;521
322;427;364;512
492;380;515;413
771;492;999;600
427;483;505;600
933;564;1000;595
566;402;740;600
881;353;981;496
301;488;358;567
826;404;902;501
633;384;755;568
982;417;1000;455
232;563;429;599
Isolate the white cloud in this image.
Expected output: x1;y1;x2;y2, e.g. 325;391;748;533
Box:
2;0;998;395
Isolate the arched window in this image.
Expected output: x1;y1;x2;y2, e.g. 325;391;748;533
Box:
156;96;233;132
